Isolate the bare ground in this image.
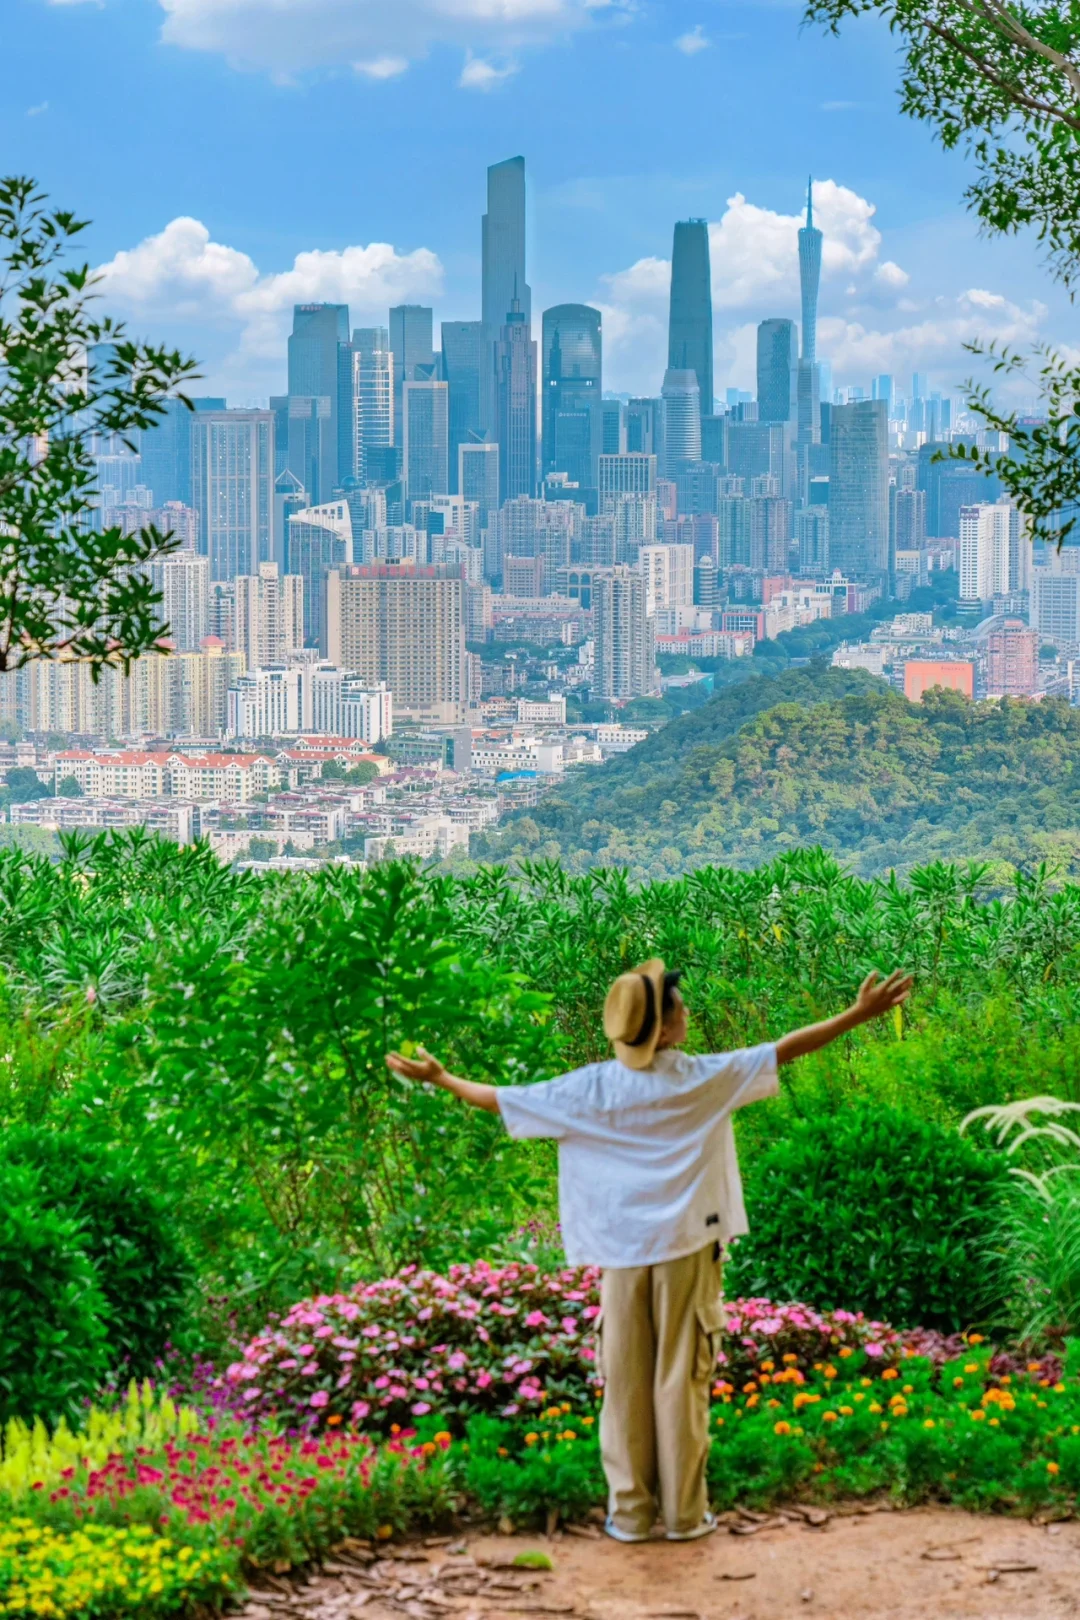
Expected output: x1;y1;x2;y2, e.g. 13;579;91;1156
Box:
241;1507;1080;1620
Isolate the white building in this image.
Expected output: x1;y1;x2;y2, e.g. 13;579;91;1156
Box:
1031;570;1080;647
153;553;210;652
306;667;392;743
227;666;304;738
638;545;695;615
959;502;1028;604
592;567;655;699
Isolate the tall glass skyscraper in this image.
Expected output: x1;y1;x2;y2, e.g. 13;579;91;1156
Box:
668;220;713;420
496;297;537;502
541;304;602;494
441;320;483;494
402;381;449;508
389;305;436;446
829;399;889;577
351;327;393;487
482;157;531;438
660;369;702;478
757;319;798;423
797;181;825;450
191;409;275;582
287;304;349;503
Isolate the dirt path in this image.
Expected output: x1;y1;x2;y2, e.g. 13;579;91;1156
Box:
242;1508;1080;1620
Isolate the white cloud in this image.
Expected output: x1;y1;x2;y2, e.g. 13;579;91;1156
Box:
94;216;443;393
594;178;1050;399
459;51;519;90
154;0;619;78
26;101;49;116
354;55;409;80
674;24;709;54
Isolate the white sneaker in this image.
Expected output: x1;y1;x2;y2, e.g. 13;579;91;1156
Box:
604;1516;652;1543
666;1511;718;1542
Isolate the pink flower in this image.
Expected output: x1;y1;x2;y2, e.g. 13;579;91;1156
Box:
351;1400;371;1420
411;1401;431;1415
309;1390;330;1409
525;1310;548;1329
301;1362;319;1376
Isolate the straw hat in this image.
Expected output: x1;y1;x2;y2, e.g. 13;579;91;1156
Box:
603;958;668;1070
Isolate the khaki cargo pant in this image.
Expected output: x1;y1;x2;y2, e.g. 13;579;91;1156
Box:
598;1243;724;1538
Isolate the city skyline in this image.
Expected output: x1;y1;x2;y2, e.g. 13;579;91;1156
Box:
5;0;1068;409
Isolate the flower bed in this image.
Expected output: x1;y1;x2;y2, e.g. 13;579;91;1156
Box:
224;1263;908;1432
0;1520;237;1619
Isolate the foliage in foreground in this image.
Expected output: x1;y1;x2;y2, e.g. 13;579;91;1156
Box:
4;833;1080;1320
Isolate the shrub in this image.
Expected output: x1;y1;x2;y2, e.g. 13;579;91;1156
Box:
0;1126;192;1376
0;1161;110;1426
0;1520;239;1619
727;1103;1011;1332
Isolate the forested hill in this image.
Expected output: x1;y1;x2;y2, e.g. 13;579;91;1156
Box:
471;665;1080;880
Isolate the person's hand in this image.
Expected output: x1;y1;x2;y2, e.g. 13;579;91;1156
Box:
385;1047;448;1085
852;969;913;1023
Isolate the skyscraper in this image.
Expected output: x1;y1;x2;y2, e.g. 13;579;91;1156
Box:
191;409;275;582
482;157;531;438
233;562;304;670
660;369;702;477
626;398;661;456
829;399;889;577
403;380;450;506
153;553;210;652
668;220;713;421
288;500;353;652
541;304;602;494
496;296;537;502
139;397;224;508
459;442;500;533
287;304;350;502
389;305;436;445
797;180;824;449
351;327;394;487
757;319;798;424
441;320;483;493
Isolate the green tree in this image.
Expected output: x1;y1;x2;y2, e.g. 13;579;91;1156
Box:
57;775;83;799
321;759;379;786
806;2;1080;542
4;766;49;804
0;177;198;673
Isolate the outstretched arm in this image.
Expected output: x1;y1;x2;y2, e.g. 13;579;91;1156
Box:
775;970;913;1067
385;1047;501;1114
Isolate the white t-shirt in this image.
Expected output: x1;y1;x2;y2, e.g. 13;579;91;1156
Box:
496;1044;779;1270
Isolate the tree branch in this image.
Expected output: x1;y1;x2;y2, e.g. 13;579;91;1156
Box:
922;10;1080;131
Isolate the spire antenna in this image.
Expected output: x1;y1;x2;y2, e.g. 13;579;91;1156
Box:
806;176;813;229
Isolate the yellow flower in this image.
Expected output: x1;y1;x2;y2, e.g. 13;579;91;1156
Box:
968;1333;984;1345
773;1421;792;1436
1047;1461;1060;1475
767;1398;782;1409
839;1406;853;1417
923;1420;935;1430
760;1360;775;1373
964;1363;979;1374
989;1417;1000;1427
823;1365;838;1380
839;1347;854;1359
882;1368;899;1381
822;1411;838;1423
581;1415;595;1425
869;1402;882;1414
953;1377;965;1389
524;1432;539;1446
970;1410;985;1422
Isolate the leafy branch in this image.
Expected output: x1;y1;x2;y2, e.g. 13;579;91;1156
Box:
0;176;200;676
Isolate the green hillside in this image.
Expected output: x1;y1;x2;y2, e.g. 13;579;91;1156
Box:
472;665;1080;879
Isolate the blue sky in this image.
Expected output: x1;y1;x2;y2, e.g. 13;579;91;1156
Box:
4;0;1068;406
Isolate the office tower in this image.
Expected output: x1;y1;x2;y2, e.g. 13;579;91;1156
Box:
441;320;483;492
156;553;210;652
592;566;654;698
496;296;537;502
579;513;617;566
599;453;657;500
234;562;304;670
482;156;531;438
601;398;625;455
795;505;829;574
287;304;349;502
638;545;694;615
351;327;394;486
1031;568;1080;646
389;305;436;445
273;470;308;571
270;394;333;505
542;305;602;493
497;496;580;592
288;499;353;652
660;369;702;476
959;502;1020;602
828;399;889;577
873;375;895;412
208;581;236;646
917;440;1001;537
139;397;224;507
668;220;713;420
725;421;787;486
797;180;824;448
676;461;720;517
626;398;661;455
893;486;927;550
191;409;274;581
757;319;798;423
326;563;465;722
610;494;658;561
403;380;450;507
459;442;500;531
694;554;718;608
701;414;725;464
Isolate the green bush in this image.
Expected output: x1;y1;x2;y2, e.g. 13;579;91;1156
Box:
0;1160;109;1425
0;1127;192;1375
727;1103;1011;1331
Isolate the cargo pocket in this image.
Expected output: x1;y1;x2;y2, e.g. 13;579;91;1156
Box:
694;1299;726;1382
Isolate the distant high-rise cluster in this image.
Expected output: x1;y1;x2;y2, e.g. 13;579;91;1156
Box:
54;157;1010;748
